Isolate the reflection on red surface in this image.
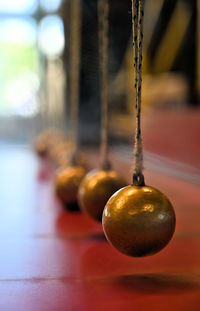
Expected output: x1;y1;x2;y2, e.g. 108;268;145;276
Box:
37;157;54;181
56;211;102;238
0;145;200;310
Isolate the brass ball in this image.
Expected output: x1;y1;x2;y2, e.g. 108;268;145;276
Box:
55;165;86;209
78;169;127;221
102;185;176;257
34;129;65;158
49;141;72;168
35;139;49;158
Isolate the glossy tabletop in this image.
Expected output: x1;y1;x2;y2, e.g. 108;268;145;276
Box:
0;144;200;311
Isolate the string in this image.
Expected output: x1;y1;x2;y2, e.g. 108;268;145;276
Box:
132;0;145;185
98;0;110;170
70;0;82;162
132;0;139;115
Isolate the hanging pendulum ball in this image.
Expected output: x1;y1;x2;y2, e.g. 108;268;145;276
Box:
34;129;65;158
102;176;176;257
49;141;71;166
101;0;176;257
34;134;49;158
78;164;126;221
55;156;86;211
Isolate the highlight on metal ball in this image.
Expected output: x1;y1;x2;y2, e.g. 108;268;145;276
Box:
102;183;176;257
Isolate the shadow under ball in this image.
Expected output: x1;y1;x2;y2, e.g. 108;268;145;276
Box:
78;169;127;221
55;166;86;209
102;185;176;257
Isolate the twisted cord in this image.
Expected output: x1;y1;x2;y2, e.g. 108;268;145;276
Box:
98;0;110;169
132;0;145;182
70;0;82;155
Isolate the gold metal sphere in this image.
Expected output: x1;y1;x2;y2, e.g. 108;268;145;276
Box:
55;165;86;206
35;138;49;157
102;185;176;257
78;169;127;221
34;129;65;158
49;141;72;168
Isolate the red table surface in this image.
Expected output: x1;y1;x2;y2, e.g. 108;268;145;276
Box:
0;145;200;311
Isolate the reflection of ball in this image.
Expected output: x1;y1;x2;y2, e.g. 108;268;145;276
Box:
78;169;127;221
55;166;86;207
103;185;176;257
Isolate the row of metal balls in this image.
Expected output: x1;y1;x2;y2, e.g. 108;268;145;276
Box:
35;129;176;258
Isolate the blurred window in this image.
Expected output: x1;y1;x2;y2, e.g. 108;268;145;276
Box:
40;0;62;13
38;15;64;58
0;0;37;15
0;1;39;118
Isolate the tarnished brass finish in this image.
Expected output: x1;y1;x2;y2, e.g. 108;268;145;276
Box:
78;169;127;222
102;185;176;257
55;166;86;205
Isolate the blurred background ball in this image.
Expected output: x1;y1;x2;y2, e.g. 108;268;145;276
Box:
55;165;86;210
34;128;65;158
78;169;126;221
49;140;72;168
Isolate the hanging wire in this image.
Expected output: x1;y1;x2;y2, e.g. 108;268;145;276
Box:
41;56;49;131
132;0;145;186
98;0;110;170
132;0;139;112
69;0;82;162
